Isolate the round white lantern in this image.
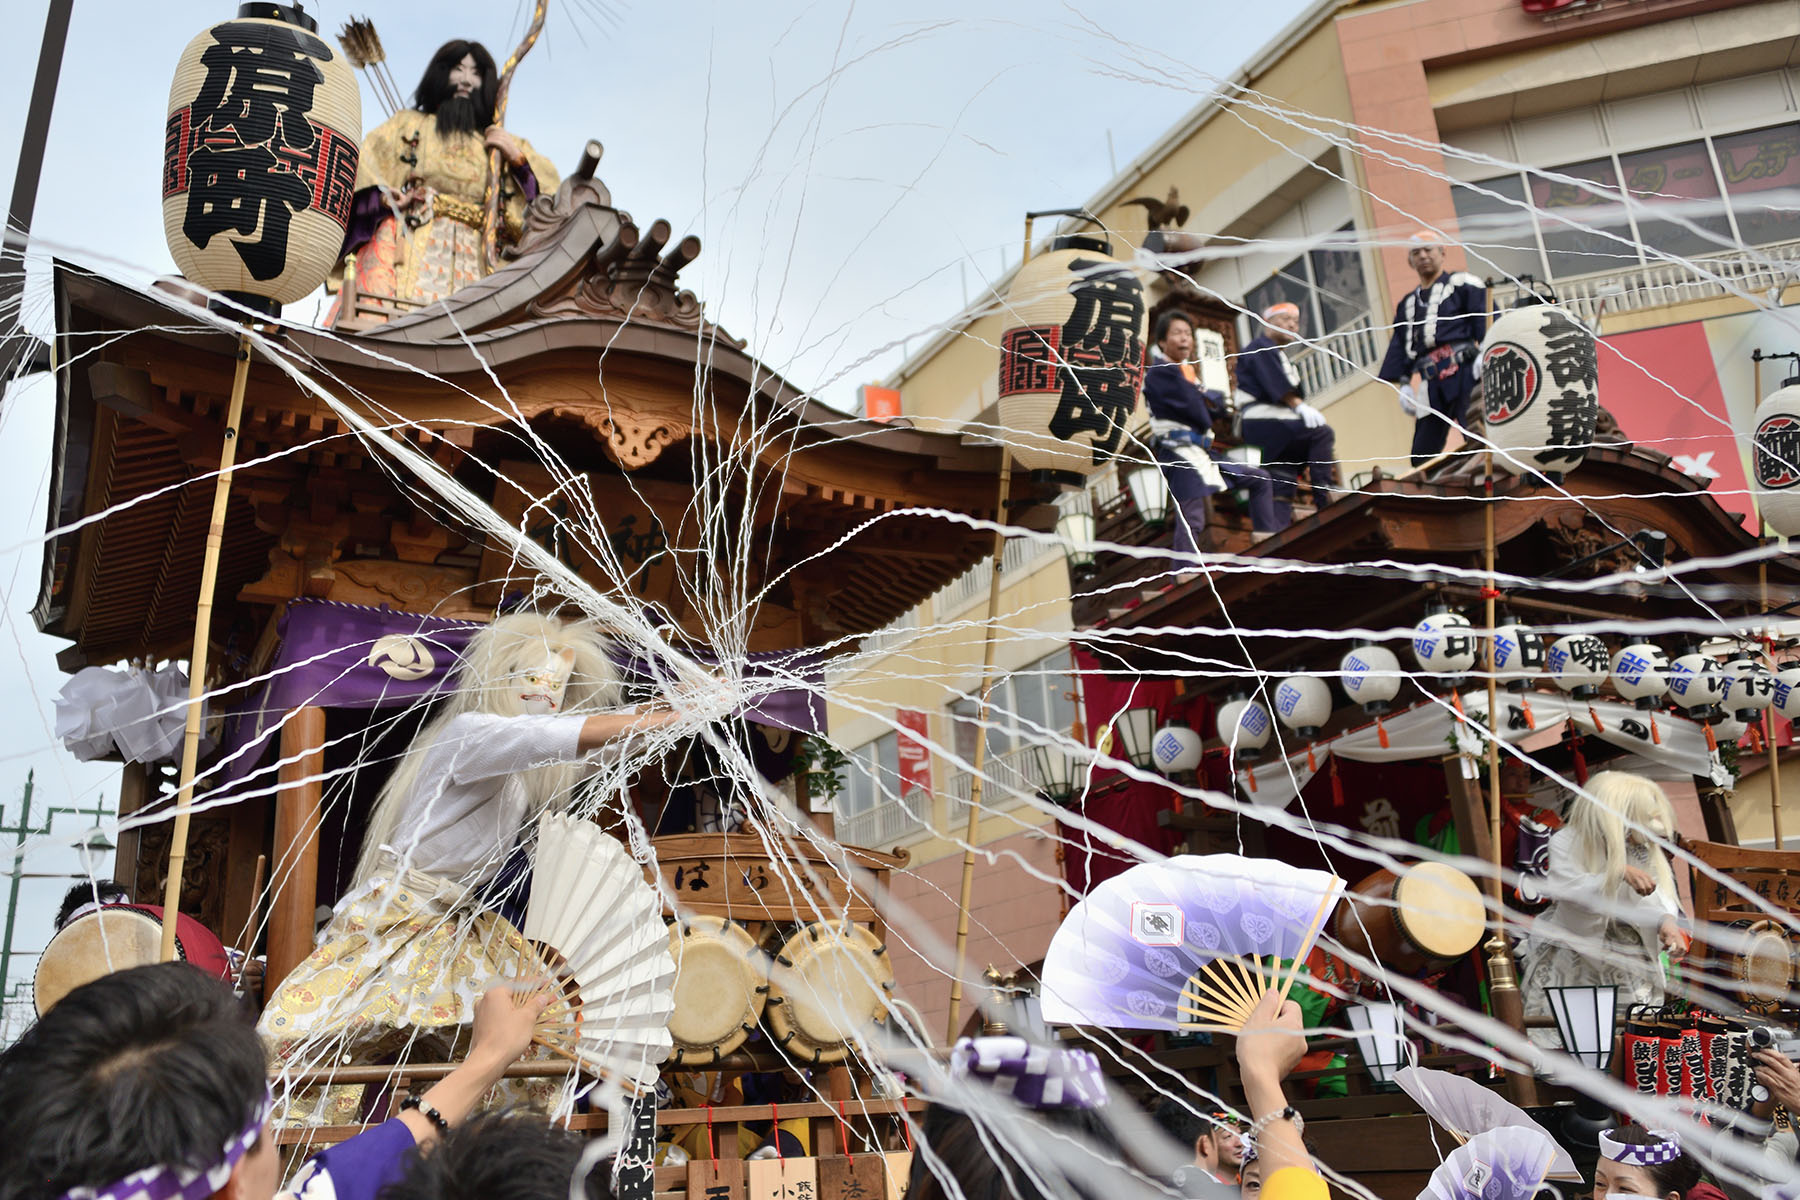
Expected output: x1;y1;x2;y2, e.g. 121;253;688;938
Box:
1774;668;1800;721
1667;653;1726;715
1412;611;1478;676
1215;698;1272;756
1751;385;1800;537
1491;624;1545;692
1723;658;1778;718
163;4;362;316
1341;645;1402;715
1546;634;1610;698
1151;720;1204;775
1478;306;1598;478
1713;713;1749;744
1609;644;1670;709
997;235;1147;486
1273;675;1333;737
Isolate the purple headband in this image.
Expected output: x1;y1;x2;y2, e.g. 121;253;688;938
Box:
56;1088;272;1200
1598;1129;1681;1167
950;1037;1108;1110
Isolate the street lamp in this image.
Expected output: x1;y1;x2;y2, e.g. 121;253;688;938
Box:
1123;461;1171;530
1545;985;1618;1071
1347;1002;1407;1086
1028;740;1085;806
1057;492;1097;579
1111;704;1161;771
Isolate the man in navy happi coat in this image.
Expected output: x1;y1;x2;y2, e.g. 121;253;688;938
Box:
1377;231;1489;466
1235;302;1338;506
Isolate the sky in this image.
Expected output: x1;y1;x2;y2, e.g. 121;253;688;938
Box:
0;0;1316;1011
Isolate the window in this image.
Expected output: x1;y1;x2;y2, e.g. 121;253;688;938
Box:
1242;223;1370;341
1714;122;1800;248
1532;156;1633;278
946;649;1077;765
1619;140;1733;259
842;731;899;817
1452;175;1543;284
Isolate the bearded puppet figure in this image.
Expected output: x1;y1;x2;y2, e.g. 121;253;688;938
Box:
1517;771;1688;1045
260;613;633;1120
327;40;559;324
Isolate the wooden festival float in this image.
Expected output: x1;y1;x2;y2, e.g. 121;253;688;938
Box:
1038;288;1800;1199
32;146;1066;1186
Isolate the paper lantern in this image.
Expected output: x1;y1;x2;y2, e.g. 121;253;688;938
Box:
997;235;1147;486
1478;306;1598;477
163;4;361;315
1667;653;1725;716
1723;658;1778;719
1491;625;1545;692
1273;675;1333;737
1546;634;1609;698
1412;611;1477;676
1751;385;1800;536
1609;644;1670;710
1712;713;1749;744
1215;698;1271;756
1774;668;1800;721
1341;644;1402;715
1151;720;1204;775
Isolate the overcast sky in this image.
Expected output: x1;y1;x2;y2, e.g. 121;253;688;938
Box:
0;0;1315;1009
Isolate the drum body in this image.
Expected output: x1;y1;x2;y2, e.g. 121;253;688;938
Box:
1726;918;1796;1012
34;904;231;1016
765;922;894;1064
667;916;768;1065
1334;863;1486;976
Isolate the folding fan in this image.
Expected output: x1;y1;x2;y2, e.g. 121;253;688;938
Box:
1395;1066;1581;1182
1420;1126;1558;1200
1037;854;1345;1033
519;814;677;1087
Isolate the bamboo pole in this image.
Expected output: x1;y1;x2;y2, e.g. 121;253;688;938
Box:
1755;355;1783;849
945;456;1014;1044
159;330;253;961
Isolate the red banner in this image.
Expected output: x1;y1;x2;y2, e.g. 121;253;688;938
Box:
895;709;932;798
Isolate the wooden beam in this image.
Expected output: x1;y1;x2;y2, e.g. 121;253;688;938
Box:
267;706;326;991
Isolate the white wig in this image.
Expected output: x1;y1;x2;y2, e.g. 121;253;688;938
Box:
352;612;621;886
1565;770;1678;897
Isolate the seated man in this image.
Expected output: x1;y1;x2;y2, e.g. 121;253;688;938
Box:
1376;232;1487;467
0;962;548;1200
1144;311;1281;552
1234;303;1337;508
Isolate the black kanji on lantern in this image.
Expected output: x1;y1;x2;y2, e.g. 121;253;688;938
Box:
1481;345;1538;426
178;22;336;281
1756;414;1800;489
1538;314;1598;467
1046;258;1144;462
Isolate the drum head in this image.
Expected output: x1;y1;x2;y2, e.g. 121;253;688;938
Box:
766;922;894;1064
34;908;164;1016
667;916;767;1064
1732;919;1795;1008
1392;862;1486;960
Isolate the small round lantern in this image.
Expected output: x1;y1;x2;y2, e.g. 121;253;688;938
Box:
1667;653;1725;719
1723;658;1778;721
1478;306;1598;478
1774;668;1800;721
1215;698;1272;757
1712;713;1749;745
1491;624;1545;692
1751;384;1800;536
1412;610;1478;676
1341;644;1402;715
1151;720;1204;776
1273;675;1333;738
1609;643;1670;710
163;4;362;315
997;235;1147;486
1546;634;1609;698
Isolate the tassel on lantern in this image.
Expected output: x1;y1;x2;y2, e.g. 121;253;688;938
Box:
1565;719;1589;784
1522;695;1536;730
1306;743;1317;772
1704;723;1718;754
1329;755;1345;808
1377;718;1390;749
1650;715;1661;745
1452;691;1467;718
1245;764;1257;793
1588;703;1604;733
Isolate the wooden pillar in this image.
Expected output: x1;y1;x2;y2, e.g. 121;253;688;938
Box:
1694;776;1738;844
113;761;151;898
267;706;326;991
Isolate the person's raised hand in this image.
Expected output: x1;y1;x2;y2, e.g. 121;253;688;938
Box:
468;984;552;1072
1236;989;1307;1083
1755;1048;1800;1111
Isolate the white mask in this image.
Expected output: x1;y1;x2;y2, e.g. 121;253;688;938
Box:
514;648;575;715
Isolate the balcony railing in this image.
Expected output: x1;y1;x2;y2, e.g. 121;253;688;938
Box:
835;788;931;849
1492;239;1800;325
933;535;1057;616
1289;312;1383;402
944;743;1046;830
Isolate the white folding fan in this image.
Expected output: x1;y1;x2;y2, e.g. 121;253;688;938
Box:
1038;854;1345;1034
1420;1126;1558;1200
1395;1066;1582;1182
518;814;677;1087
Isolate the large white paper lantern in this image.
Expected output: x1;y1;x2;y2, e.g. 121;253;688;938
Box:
1667;653;1725;716
1215;698;1272;756
1609;644;1670;709
997;235;1147;486
1151;720;1204;775
1273;675;1333;737
1478;306;1598;477
163;4;361;316
1751;385;1800;537
1723;658;1778;719
1491;625;1545;692
1713;713;1749;744
1774;668;1800;721
1412;611;1477;676
1341;645;1402;715
1546;634;1609;698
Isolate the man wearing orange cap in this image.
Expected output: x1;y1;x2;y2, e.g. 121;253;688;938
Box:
1235;303;1337;510
1377;231;1489;466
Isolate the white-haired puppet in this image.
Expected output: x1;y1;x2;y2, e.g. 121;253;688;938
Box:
1518;770;1689;1044
261;613;685;1118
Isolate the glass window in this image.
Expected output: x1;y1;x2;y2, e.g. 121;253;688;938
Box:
1618;140;1734;259
1308;224;1370;334
1530;157;1638;278
874;732;900;799
843;733;900;815
1244;256;1314;339
1715;123;1800;248
1451;174;1543;286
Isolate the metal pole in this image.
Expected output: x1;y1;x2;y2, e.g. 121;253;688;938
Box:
0;0;75;387
159;331;253;960
0;770;36;1008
